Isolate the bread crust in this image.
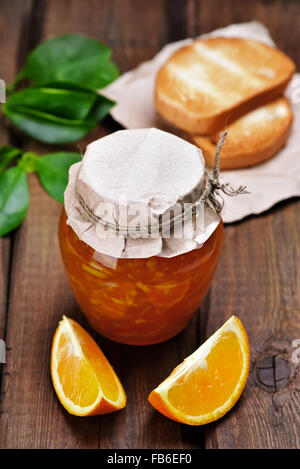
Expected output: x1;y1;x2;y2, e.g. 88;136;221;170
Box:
188;97;293;170
155;37;295;134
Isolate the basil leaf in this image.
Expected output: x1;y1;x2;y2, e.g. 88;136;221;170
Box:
5;86;97;120
23;34;119;90
35;152;81;203
2;104;96;144
0;145;22;173
0;166;29;236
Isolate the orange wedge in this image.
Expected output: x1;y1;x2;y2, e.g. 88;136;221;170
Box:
148;316;250;425
51;316;126;416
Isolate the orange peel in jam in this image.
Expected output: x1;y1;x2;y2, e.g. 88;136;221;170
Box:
59;210;223;345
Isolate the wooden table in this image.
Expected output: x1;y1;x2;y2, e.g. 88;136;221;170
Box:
1;0;300;449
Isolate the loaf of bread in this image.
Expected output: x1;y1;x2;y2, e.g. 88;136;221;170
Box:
189;96;293;170
155;37;295;135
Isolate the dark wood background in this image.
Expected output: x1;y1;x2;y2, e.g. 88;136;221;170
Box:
0;0;300;449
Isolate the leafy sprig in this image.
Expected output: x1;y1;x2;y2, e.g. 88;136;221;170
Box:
0;145;81;236
2;34;118;144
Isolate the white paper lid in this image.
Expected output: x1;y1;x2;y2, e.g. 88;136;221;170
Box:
64;128;220;258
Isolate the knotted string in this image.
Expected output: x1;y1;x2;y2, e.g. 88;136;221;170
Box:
75;131;249;237
200;130;249;213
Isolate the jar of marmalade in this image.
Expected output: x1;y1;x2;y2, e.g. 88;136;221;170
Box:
60;128;224;345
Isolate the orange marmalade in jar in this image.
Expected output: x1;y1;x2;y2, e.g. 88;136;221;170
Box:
59;211;223;345
60;128;224;345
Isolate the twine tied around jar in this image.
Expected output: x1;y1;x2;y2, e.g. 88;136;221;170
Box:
199;131;249;212
75;131;249;237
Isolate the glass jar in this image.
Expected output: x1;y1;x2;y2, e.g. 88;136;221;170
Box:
59;209;223;345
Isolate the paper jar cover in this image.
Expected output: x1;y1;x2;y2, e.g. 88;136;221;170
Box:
64;128;221;258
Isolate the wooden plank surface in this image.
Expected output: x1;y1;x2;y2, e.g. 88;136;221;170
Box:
205;204;300;448
0;0;300;449
0;0;34;418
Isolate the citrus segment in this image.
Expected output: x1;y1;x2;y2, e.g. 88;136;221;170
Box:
51;316;126;416
148;316;250;425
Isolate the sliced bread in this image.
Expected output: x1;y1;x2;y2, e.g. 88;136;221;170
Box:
189;96;293;170
155;37;295;134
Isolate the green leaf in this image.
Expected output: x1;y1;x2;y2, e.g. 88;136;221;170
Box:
23;34;119;90
2;103;96;144
0;166;29;236
3;88;115;144
5;86;97;120
0;145;23;173
35;152;81;203
88;94;115;121
18;151;38;173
